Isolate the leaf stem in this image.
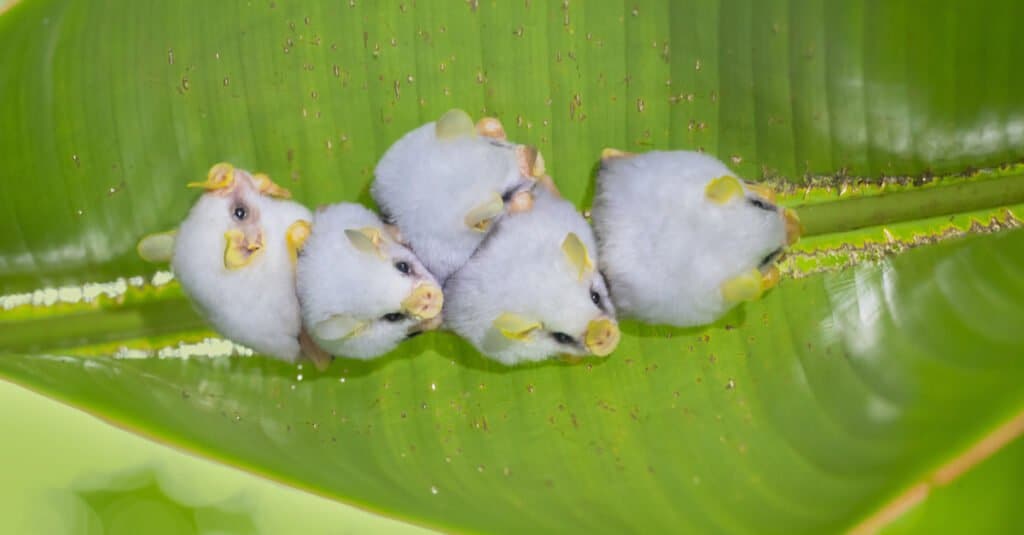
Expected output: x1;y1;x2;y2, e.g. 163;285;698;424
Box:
795;174;1024;237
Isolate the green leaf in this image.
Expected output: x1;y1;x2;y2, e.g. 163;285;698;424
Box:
2;0;1024;533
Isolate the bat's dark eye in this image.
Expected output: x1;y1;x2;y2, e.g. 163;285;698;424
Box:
759;247;784;268
590;291;601;306
382;312;406;322
748;198;776;212
394;261;411;275
551;332;576;345
232;205;248;220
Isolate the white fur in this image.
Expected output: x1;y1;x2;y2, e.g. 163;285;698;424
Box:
296;203;441;359
172;172;312;361
445;191;617;365
591;151;788;326
372;119;535;282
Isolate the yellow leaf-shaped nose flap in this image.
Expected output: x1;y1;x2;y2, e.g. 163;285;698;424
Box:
584;318;620;357
251;173;293;199
705;175;745;204
435;108;476;139
561;232;593;280
721;268;764;303
401;283;444;320
345;227;385;258
314;314;368;341
286;220;312;265
223;228;263;270
784;208;803;245
464;193;504;232
136;230;177;263
493;312;542;341
188;162;235;191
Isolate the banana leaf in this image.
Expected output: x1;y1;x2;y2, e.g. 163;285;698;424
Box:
2;0;1023;532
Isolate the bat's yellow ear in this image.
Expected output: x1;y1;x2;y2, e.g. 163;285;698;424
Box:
345;227;386;258
314;314;368;341
720;268;764;303
464;193;505;232
705;175;744;204
561;232;593;281
600;148;635;161
137;230;176;263
435;108;476;139
189;162;235;191
493;312;542;341
286;220;312;265
251;173;293;199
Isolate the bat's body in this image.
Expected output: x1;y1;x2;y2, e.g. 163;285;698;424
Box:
445;190;620;365
297;203;443;359
172;164;312;361
592;150;801;327
372;110;544;283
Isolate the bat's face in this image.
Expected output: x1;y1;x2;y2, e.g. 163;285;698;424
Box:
592;150;803;327
297;203;444;360
372;110;547;282
445;192;621;366
171;163;312;360
703;173;801;301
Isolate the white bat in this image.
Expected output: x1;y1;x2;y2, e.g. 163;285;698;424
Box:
297;203;443;360
591;149;802;327
444;190;620;365
372;110;550;283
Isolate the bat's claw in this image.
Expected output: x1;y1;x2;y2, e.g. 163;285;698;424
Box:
784;208;803;245
760;265;781;292
188;162;235;192
299;329;333;371
600;148;634;161
476;117;506;140
744;182;777;204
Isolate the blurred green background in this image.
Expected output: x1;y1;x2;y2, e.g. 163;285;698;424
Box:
0;381;427;534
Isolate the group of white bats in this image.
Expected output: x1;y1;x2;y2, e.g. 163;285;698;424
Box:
139;109;801;370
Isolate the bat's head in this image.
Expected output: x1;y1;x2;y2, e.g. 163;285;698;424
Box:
445;191;620;365
170;163;311;360
297;203;443;360
371;109;546;281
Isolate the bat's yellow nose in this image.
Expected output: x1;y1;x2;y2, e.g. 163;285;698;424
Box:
223;228;263;270
584;317;620;357
401;283;444;320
